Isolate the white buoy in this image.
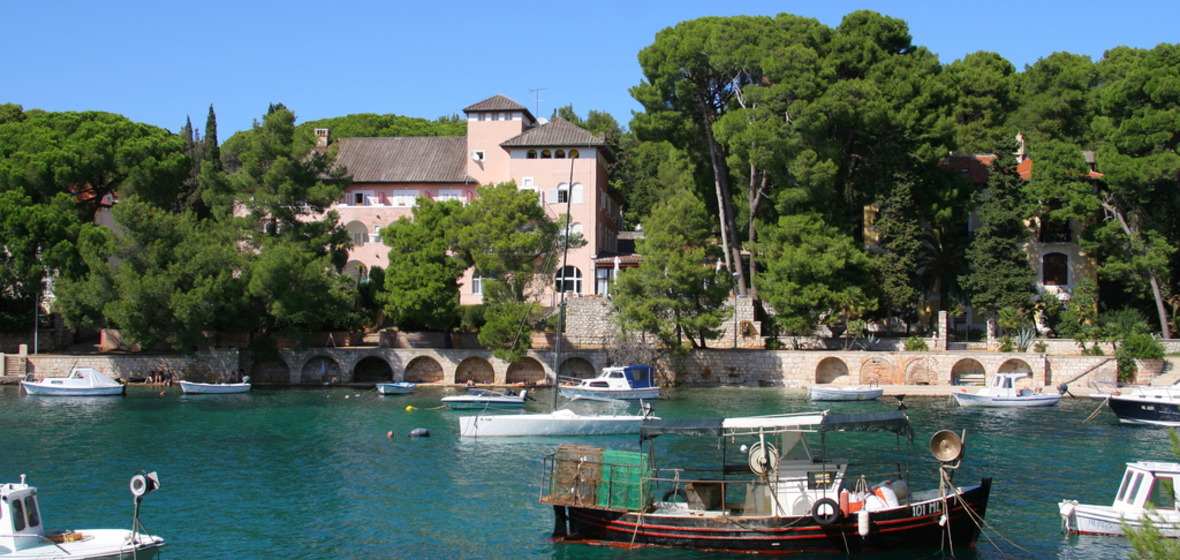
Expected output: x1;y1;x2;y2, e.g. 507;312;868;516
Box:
858;509;870;537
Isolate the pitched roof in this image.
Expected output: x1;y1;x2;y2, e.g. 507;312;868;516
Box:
463;95;534;120
501;118;606;148
333;137;473;183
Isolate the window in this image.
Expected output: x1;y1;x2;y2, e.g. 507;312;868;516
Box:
541;150;552;159
353;192;365;206
1043;253;1069;286
555;149;566;159
12;499;25;531
472;271;483;295
569;149;579;158
527;150;537;159
555;266;583;294
596;268;614;296
352;231;366;246
437;190;464;202
391;190;419;207
24;496;39;528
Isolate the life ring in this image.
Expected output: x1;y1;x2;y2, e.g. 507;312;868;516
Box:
662;487;688;503
812;498;841;526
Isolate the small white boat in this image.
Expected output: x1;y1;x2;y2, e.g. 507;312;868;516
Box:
20;368;125;397
179;377;251;394
376;382;415;395
559;365;660;401
809;380;883;401
0;472;165;559
953;371;1061;407
1060;461;1180;537
442;388;531;410
459;403;659;437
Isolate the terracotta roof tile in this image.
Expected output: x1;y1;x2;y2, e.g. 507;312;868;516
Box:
333;137;474;183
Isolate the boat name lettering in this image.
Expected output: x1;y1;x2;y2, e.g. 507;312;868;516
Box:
912;501;941;517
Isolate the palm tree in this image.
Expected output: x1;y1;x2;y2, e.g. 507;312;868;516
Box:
916;227;970;329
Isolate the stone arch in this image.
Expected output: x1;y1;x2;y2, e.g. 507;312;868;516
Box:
951;359;986;386
506;357;546;384
906;357;938;385
815;357;849;384
302;355;342;384
250;360;290;384
858;356;895;385
403;356;443;383
353;356;393;383
456;356;495;385
997;358;1033;375
559;356;596;379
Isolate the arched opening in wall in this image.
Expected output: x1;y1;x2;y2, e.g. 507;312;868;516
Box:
343;260;368;282
559;357;595;379
345;219;369;248
353;356;393;383
815;357;849;384
906;357;937;385
998;359;1033;375
541;150;552;159
951;359;986;386
1042;252;1069;286
858;356;895;385
569;149;579;158
404;357;443;383
250;360;290;385
456;356;495;385
302;356;342;384
555;149;566;159
507;358;546;384
527;150;537;159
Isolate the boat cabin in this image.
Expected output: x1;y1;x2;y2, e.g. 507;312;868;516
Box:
0;476;45;553
597;365;654;389
1112;462;1180;513
991;372;1033;394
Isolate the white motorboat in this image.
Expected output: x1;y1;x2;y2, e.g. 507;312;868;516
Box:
0;471;165;559
20;368;125;397
376;382;415;395
459;403;658;437
179;377;251;394
952;371;1061;407
1098;383;1180;426
559;365;660;401
442;388;531;410
1060;461;1180;537
809;379;883;401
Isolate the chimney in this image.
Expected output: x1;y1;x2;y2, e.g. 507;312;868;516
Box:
315;128;330;148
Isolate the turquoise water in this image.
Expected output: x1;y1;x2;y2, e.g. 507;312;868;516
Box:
0;385;1169;559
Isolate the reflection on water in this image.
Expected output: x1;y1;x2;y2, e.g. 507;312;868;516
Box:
0;384;1156;559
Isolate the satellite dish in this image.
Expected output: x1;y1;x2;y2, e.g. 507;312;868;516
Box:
748;442;779;476
930;430;963;463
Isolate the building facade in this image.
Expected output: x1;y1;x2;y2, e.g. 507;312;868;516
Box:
326;95;626;306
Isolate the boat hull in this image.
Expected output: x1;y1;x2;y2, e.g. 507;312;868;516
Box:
459;413;654;437
559;387;660;401
808;387;883;401
442;399;525;410
3;530;164;560
1107;395;1180;426
178;381;250;394
376;382;415;395
555;479;991;554
953;392;1060;407
20;382;125;397
1061;502;1180;537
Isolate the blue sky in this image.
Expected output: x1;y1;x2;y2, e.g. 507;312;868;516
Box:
4;1;1177;138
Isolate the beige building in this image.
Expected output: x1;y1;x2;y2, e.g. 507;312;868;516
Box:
326;94;626;306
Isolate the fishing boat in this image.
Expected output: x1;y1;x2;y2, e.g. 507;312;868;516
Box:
376;382;416;395
20;368;126;397
0;471;165;559
540;410;991;554
1060;461;1180;537
441;388;531;410
952;371;1062;407
179;377;251;395
559;365;660;401
459;402;658;437
1102;383;1180;426
809;379;883;401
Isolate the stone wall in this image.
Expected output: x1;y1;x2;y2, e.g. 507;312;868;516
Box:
23;349;241;382
563;295;763;349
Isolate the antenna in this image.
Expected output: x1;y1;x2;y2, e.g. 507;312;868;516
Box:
530;87;546;118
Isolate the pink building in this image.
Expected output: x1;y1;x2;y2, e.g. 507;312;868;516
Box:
327;94;626;306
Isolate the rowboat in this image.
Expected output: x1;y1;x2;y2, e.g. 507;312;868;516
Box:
20;368;126;397
809;379;883;401
179;377;251;394
376;382;416;395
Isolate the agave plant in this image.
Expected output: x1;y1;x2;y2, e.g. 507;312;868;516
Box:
1015;325;1038;352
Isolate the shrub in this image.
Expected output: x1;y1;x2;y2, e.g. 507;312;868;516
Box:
1117;333;1166;382
1033;341;1048;353
905;336;928;351
459;305;487;332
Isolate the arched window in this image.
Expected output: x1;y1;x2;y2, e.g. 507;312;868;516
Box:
555;266;583;294
1043;253;1069;286
555;149;566;159
527;150;537;159
541;150;552;159
569;149;579;158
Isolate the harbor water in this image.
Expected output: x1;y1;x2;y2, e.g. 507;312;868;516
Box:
0;384;1169;559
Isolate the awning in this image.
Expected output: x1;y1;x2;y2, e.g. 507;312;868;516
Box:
640;418;723;440
819;411;913;441
639;411;912;442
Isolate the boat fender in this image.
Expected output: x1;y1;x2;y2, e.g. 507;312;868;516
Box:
409;428;430;437
662;487;687;503
890;480;908;501
857;509;870;537
811;498;841;526
839;490;850;517
864;495;886;512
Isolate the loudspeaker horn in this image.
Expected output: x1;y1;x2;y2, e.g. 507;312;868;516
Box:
930;430;964;463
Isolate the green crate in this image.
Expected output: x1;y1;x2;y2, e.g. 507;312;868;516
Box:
597;449;651;511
